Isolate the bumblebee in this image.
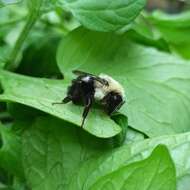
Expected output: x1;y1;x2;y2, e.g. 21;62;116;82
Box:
53;70;125;127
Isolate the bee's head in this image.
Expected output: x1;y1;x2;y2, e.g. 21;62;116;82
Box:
101;91;125;115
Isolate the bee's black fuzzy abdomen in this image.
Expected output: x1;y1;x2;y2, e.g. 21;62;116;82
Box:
66;76;95;105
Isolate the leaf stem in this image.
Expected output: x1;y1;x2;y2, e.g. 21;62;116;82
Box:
4;9;40;71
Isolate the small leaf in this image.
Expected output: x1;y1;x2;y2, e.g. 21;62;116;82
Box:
0;70;121;138
86;145;176;190
57;27;190;137
59;0;146;32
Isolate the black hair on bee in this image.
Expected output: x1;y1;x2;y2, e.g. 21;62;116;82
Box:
53;70;125;127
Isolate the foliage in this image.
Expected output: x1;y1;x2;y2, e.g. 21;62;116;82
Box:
0;0;190;189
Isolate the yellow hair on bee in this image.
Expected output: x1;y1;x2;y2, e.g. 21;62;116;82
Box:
94;74;125;100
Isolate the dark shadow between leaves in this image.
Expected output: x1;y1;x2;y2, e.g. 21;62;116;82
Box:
111;113;128;147
0;167;12;187
15;36;64;79
0;81;4;95
7;103;46;121
0;131;3;150
0;82;9;123
62;118;117;150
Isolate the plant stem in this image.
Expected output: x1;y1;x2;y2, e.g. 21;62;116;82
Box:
4;9;40;71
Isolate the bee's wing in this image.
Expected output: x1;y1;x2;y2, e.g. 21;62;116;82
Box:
72;70;93;76
72;70;109;86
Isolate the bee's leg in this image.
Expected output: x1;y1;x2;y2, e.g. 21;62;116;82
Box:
62;96;72;103
81;96;93;128
52;96;71;105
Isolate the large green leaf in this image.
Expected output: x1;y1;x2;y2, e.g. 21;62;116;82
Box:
57;27;190;137
0;70;121;138
68;132;190;190
84;145;176;190
22;116;113;190
59;0;146;32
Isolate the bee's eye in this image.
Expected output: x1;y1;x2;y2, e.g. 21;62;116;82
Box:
101;92;124;115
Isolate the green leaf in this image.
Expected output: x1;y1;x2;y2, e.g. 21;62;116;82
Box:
147;11;190;59
121;15;170;52
68;132;190;190
84;145;176;190
0;123;24;179
0;70;121;138
57;27;190;137
22;116;113;190
59;0;146;32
